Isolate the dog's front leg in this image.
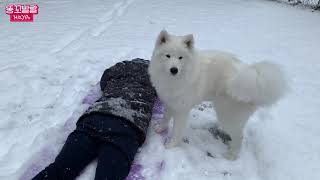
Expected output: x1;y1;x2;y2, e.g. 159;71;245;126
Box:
154;106;172;133
165;112;188;148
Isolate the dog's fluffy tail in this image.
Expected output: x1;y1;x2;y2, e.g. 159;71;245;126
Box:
226;62;287;106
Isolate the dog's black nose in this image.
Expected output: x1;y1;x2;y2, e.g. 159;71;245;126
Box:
170;67;178;75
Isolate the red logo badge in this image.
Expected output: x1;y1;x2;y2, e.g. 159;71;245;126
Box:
5;4;39;22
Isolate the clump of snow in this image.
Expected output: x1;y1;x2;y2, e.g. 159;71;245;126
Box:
85;97;146;123
105;97;147;122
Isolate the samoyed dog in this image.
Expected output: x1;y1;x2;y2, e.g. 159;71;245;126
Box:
148;30;287;160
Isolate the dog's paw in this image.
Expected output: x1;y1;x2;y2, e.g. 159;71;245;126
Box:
153;122;168;133
164;138;178;148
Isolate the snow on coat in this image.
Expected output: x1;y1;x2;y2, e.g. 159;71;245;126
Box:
78;58;158;141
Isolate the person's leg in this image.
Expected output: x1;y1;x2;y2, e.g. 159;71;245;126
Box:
32;130;99;180
94;144;132;180
91;115;141;180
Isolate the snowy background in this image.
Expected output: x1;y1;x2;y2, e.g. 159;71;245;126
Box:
0;0;320;180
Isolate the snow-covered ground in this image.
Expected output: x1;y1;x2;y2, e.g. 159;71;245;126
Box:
0;0;320;180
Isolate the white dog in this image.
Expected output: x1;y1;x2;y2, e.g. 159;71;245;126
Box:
148;30;287;160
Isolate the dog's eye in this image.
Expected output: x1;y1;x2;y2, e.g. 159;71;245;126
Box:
179;56;183;60
166;54;171;58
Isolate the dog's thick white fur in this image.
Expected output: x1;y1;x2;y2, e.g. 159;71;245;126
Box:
148;30;287;160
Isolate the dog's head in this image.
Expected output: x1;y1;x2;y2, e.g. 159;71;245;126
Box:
150;30;195;77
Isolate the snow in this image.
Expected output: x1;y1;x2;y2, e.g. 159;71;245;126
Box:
86;97;147;123
0;0;320;180
275;0;319;8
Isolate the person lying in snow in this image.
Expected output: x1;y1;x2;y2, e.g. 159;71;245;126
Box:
33;58;157;180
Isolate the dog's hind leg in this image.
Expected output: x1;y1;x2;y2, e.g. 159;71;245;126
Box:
214;96;255;160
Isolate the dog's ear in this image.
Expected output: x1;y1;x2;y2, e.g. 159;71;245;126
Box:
156;30;169;47
183;34;194;50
